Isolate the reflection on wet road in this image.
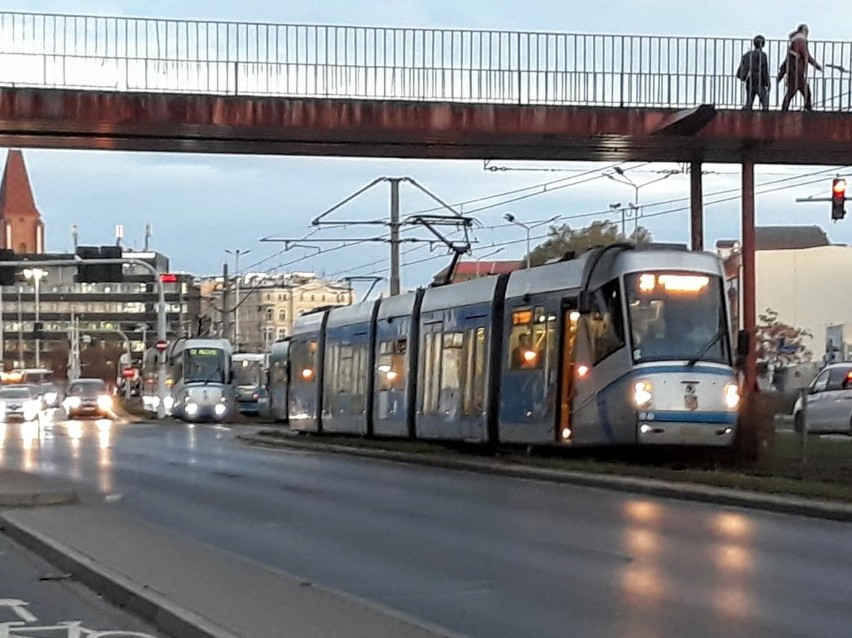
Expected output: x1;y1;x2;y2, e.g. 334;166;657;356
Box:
1;420;851;638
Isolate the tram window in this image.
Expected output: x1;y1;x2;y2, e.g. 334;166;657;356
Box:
508;307;551;370
422;331;442;415
377;339;407;392
272;361;287;383
463;327;487;416
589;280;625;364
291;340;316;382
440;332;463;415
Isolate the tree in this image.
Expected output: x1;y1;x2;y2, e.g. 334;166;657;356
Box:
527;220;652;267
754;308;813;375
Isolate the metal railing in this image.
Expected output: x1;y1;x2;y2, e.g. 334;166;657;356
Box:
1;11;851;111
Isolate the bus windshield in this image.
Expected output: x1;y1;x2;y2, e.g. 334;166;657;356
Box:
232;359;263;387
625;272;729;365
183;348;226;384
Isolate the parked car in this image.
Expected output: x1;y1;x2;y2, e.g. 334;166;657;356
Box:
0;385;42;422
792;363;852;434
63;378;114;419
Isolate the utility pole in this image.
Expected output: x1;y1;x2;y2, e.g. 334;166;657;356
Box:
226;249;250;349
389;178;402;296
221;263;231;343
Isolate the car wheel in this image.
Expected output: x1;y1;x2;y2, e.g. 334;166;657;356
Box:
794;412;804;434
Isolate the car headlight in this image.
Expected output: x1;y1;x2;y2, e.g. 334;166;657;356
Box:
65;396;81;409
724;384;740;410
97;395;112;410
44;391;58;406
185;402;199;416
163;396;175;410
214;403;227;416
633;380;653;408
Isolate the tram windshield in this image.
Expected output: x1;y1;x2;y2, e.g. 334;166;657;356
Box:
625;272;729;364
183;347;226;384
232;359;263;387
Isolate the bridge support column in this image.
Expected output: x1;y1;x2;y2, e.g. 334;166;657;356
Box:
741;160;757;394
690;161;704;251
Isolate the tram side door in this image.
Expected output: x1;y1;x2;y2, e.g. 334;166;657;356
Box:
558;307;580;440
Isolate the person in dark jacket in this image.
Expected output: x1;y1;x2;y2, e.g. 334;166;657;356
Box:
742;35;771;111
780;24;822;111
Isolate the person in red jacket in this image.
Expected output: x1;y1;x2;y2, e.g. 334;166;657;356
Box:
780;24;822;111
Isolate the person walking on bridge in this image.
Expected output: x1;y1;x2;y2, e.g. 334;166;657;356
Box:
740;35;771;111
779;23;822;111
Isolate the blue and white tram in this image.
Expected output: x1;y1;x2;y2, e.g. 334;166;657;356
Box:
144;338;235;422
266;340;290;422
231;352;267;416
285;245;740;447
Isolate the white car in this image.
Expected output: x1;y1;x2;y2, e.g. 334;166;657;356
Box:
0;385;42;422
792;363;852;434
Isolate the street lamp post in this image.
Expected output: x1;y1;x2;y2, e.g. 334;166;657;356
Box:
23;268;47;368
503;214;559;269
605;168;674;233
225;248;251;350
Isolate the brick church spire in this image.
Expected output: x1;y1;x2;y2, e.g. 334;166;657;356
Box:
0;149;45;254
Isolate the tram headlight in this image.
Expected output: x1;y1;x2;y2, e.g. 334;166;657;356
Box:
185;402;199;417
214;403;227;417
724;384;740;410
633;380;653;408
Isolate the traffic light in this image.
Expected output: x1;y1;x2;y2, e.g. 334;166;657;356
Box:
75;246;123;283
832;177;847;221
0;248;16;286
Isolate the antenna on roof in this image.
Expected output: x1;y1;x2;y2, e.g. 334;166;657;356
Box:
144;223;152;251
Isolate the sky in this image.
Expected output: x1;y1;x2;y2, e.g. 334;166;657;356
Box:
4;0;852;296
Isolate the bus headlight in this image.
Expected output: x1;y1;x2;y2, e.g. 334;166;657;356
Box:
214;403;227;417
724;384;740;410
185;403;199;417
633;381;653;408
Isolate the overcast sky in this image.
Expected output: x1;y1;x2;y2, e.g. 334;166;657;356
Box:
5;1;852;295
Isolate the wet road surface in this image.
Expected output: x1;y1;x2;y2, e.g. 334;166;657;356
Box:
1;419;851;638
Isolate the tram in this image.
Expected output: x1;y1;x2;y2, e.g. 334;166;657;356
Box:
231;352;267;415
143;338;235;422
278;244;740;447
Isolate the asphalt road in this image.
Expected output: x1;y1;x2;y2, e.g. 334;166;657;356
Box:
1;418;851;638
0;524;161;637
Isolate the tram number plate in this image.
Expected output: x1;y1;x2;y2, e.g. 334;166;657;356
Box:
681;426;700;440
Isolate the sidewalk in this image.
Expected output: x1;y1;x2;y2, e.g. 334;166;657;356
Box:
1;504;465;638
238;432;852;523
0;469;78;508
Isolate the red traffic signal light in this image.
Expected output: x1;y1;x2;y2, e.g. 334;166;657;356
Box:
832;178;847;221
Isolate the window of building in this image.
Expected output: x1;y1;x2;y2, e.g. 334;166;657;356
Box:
277;328;288;340
278;308;287;322
265;307;273;322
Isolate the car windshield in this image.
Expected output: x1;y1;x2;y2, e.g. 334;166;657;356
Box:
625;271;729;364
184;347;226;384
0;387;35;399
68;381;108;396
232;359;263;387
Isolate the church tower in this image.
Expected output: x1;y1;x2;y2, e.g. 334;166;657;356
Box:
0;149;45;254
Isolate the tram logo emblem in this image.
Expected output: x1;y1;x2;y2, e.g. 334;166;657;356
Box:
683;384;698;411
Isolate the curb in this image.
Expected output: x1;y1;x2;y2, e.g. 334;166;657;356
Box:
0;511;240;638
238;434;852;523
0;491;79;508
